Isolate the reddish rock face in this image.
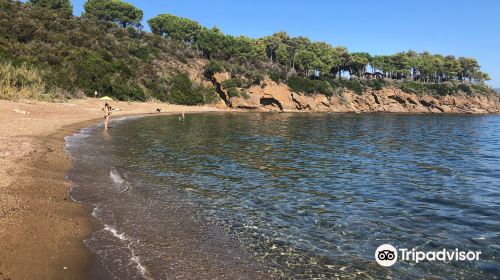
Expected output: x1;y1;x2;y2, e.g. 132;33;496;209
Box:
211;73;500;114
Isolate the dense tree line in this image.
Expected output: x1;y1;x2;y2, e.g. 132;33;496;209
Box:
148;14;490;85
1;0;494;102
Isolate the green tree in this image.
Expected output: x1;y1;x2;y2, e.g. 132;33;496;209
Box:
29;0;73;16
331;47;349;78
389;52;410;78
348;52;371;77
224;35;260;62
295;49;318;76
260;31;290;62
289;36;311;69
472;71;490;83
83;0;143;28
310;42;336;75
196;27;225;59
275;44;291;66
431;54;445;82
420;52;437;82
148;14;202;43
458;57;480;82
443;55;461;81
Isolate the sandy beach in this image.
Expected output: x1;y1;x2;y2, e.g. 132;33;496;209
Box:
0;99;222;279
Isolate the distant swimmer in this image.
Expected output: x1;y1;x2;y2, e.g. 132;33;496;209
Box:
103;102;112;130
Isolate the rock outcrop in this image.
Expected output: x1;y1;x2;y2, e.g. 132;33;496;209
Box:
211;75;500;114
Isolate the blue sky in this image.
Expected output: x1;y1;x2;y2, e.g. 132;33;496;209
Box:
71;0;500;87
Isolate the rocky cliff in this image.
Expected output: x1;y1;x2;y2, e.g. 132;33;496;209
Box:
212;73;500;114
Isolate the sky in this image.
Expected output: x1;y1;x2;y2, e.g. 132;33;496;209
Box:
71;0;500;88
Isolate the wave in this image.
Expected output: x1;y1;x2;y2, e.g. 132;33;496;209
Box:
110;167;131;193
99;224;149;279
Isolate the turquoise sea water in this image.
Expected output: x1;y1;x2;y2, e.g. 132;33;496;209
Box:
66;113;500;279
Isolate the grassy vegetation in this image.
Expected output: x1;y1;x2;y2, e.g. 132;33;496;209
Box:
0;62;53;101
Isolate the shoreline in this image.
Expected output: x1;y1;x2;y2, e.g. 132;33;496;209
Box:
0;98;498;279
0;99;223;279
0;121;95;279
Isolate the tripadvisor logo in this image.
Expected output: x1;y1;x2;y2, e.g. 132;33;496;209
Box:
375;244;398;267
375;244;481;267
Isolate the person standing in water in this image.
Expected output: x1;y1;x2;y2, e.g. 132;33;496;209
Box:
103;102;112;130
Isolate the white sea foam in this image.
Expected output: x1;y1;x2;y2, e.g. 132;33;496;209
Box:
102;225;149;278
110;167;126;184
91;205;101;218
64;127;94;150
109;167;131;192
103;224;127;241
129;243;149;279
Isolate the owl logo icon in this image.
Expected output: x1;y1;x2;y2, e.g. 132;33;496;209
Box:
375;244;398;267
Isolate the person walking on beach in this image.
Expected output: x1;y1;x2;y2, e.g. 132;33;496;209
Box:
103;102;112;130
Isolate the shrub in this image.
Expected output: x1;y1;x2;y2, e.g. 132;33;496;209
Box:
458;84;472;95
286;76;333;96
221;76;263;98
169;73;203;105
199;86;220;104
131;47;151;60
226;87;240;98
222;78;244;89
345;80;364;95
316;80;334;97
286;76;312;94
269;70;285;84
400;81;470;96
364;79;385;90
471;84;494;95
425;83;456;96
203;60;225;79
168;73;216;105
245;71;264;86
144;75;170;101
111;80;145;101
401;81;425;94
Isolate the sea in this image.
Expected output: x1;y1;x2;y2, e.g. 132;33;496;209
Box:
65;113;500;279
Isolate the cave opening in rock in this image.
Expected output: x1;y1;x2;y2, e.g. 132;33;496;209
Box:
260;97;283;111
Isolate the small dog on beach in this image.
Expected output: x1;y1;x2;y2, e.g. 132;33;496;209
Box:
156;108;162;113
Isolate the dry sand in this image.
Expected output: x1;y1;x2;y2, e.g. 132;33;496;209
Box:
0;99;223;279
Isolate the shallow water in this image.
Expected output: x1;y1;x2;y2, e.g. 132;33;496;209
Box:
66;113;500;279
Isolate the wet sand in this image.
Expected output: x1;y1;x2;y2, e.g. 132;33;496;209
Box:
0;99;222;279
